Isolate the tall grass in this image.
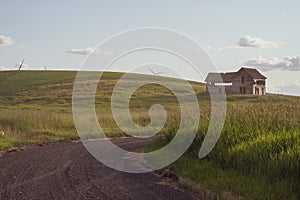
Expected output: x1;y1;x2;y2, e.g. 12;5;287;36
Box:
157;98;300;199
1;71;299;199
0;109;76;149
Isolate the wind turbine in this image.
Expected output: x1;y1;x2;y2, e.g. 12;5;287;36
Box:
43;66;47;71
148;67;163;76
18;59;25;71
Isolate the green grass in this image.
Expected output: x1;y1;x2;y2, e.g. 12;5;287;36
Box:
0;70;299;199
145;96;300;200
0;70;203;148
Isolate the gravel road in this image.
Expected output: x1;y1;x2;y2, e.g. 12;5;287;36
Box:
0;137;201;200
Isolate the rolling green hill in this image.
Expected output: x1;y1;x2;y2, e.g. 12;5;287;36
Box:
0;70;206;148
0;70;299;200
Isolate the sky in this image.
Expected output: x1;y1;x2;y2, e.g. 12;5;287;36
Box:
0;0;300;96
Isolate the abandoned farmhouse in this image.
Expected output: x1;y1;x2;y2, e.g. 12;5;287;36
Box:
205;67;267;95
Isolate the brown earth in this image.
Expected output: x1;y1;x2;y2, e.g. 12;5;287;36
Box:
0;137;202;200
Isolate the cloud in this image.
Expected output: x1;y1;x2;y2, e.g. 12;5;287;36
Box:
0;66;7;71
274;81;300;96
237;35;278;48
15;62;29;69
244;56;300;71
66;47;111;55
207;35;279;51
21;63;29;68
207;45;241;51
0;35;14;46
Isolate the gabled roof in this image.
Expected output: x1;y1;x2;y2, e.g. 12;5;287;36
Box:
222;72;238;82
239;67;267;79
205;67;267;83
205;73;222;82
205;72;238;83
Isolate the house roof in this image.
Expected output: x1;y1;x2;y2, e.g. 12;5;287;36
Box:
205;67;267;82
222;72;238;82
205;73;222;82
239;67;267;79
205;72;238;83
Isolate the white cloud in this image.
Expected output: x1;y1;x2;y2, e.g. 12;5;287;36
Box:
66;47;111;55
0;66;7;71
244;56;300;71
274;81;300;96
237;35;278;48
0;35;14;46
15;62;29;69
21;63;29;68
207;35;279;51
207;45;242;51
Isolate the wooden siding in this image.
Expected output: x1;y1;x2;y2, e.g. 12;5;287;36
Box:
205;68;266;95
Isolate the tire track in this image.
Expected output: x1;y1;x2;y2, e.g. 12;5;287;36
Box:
0;138;200;200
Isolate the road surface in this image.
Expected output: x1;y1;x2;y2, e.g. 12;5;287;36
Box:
0;137;201;200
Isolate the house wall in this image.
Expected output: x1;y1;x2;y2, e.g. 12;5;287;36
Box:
225;86;232;94
205;69;266;95
206;84;227;94
231;71;254;94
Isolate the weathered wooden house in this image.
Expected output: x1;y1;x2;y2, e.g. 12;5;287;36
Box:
205;67;267;95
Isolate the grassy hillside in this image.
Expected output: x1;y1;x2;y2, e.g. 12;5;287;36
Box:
144;93;300;198
0;70;205;148
0;70;299;199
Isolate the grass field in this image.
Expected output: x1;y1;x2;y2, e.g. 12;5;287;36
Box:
0;70;299;199
0;70;202;147
145;92;300;199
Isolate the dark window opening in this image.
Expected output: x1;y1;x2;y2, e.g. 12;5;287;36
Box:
241;76;244;84
256;80;265;85
240;87;246;94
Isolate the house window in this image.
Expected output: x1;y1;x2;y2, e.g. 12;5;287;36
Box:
241;76;244;84
240;87;246;94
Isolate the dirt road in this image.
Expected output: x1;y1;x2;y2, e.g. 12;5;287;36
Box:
0;137;200;200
